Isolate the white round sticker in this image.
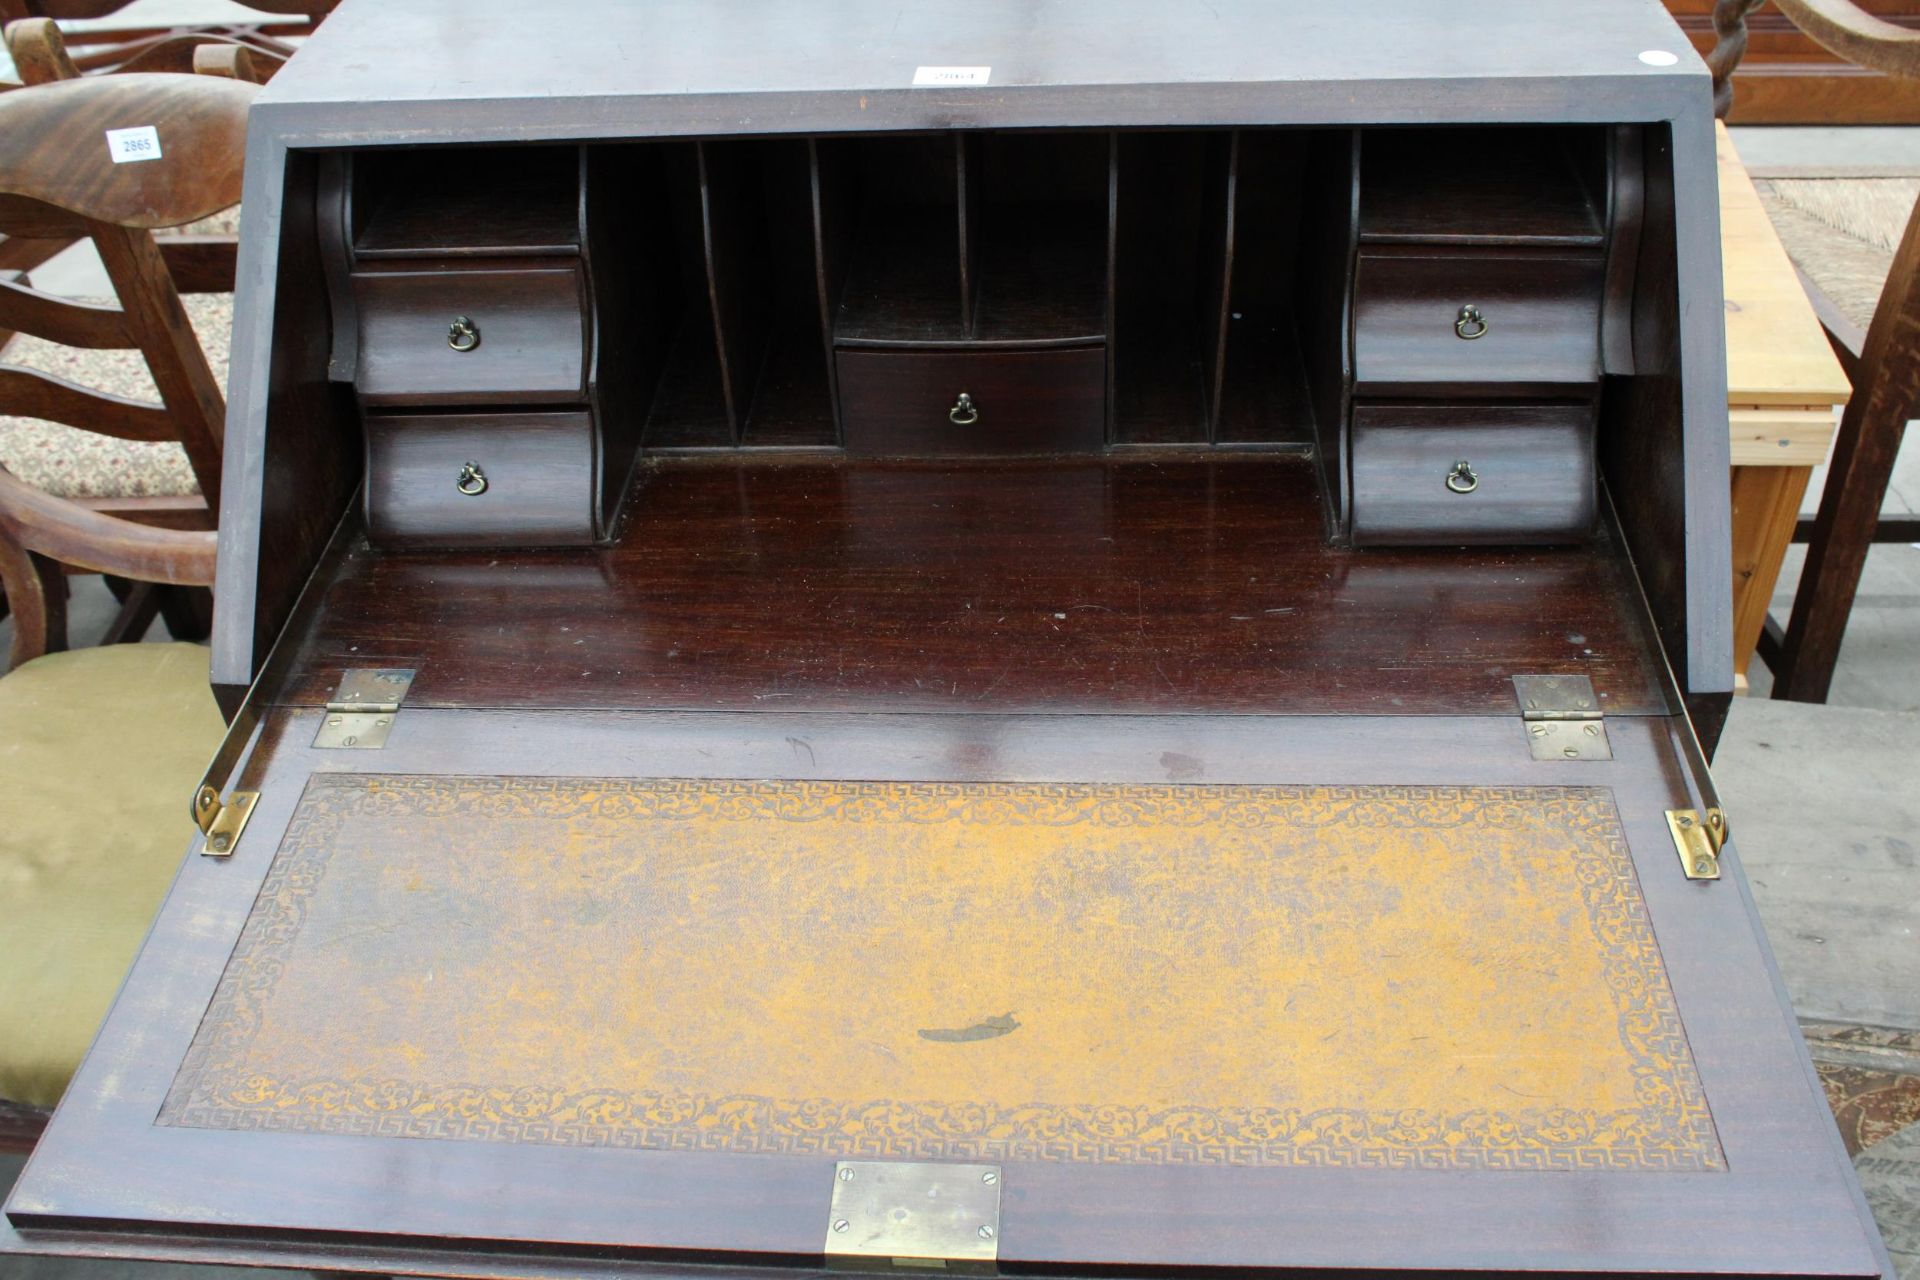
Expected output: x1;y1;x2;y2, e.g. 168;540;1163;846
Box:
1639;49;1680;66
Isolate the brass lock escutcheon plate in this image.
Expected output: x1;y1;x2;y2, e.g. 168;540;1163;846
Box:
825;1160;1001;1271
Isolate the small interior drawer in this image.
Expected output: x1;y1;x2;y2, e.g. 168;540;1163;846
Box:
1352;250;1602;393
352;264;587;406
837;347;1106;457
1350;403;1596;547
364;410;597;547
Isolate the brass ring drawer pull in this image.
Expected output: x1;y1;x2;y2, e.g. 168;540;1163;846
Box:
447;315;481;352
1454;303;1487;340
1445;459;1479;494
949;391;978;426
456;461;488;496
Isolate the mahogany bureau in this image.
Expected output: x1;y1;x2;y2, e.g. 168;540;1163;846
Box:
1;2;1895;1278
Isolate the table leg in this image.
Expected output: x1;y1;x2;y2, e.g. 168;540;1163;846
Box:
1729;463;1812;683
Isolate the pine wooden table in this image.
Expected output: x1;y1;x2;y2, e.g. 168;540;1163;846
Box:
1718;122;1852;687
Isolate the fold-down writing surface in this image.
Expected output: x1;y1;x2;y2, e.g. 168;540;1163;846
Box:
162;775;1719;1171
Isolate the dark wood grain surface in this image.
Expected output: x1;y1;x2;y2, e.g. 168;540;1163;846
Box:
958;133;980;333
1200;130;1236;436
837;347;1105;456
2;705;1884;1278
1598;126;1699;700
736;140;835;448
364;411;595;547
1601;125;1647;376
351;263;587;406
74;6;1801;1272
1215;129;1313;449
581;145;676;530
1350;402;1598;546
1110;130;1217;446
1352;247;1605;393
210;150;363;712
1300;128;1361;536
832;205;966;346
205;0;1738;707
1359;126;1606;247
268;454;1668;716
809;136;855;441
352;145;581;260
696;141;775;442
968;203;1107;346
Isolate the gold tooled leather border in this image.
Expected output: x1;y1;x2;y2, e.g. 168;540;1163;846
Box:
160;776;1724;1171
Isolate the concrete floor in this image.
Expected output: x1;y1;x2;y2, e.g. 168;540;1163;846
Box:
1732;123;1920;170
3;28;1919;1277
1721;699;1920;1028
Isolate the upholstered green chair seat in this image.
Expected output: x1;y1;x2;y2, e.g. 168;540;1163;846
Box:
0;643;225;1108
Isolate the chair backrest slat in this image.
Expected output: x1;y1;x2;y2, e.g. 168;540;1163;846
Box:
0;365;179;441
0;57;252;666
0;275;135;349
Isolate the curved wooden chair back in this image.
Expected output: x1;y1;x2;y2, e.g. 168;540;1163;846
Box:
0;64;251;668
1711;0;1920;118
0;470;216;666
0;70;253;229
1709;0;1920;701
0;0;334;83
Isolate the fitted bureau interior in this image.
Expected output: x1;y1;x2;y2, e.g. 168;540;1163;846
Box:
292;122;1693;715
327;124;1636;544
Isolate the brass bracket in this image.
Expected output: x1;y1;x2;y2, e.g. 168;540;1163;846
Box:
1513;674;1612;761
313;667;414;749
1666;807;1727;880
192;783;257;858
825;1160;1001;1271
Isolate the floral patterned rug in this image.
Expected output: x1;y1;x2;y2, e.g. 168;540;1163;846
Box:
1809;1021;1920;1277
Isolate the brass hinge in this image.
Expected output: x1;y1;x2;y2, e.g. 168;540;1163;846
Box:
313;667;414;749
1666;807;1728;880
825;1161;1001;1271
1513;674;1612;760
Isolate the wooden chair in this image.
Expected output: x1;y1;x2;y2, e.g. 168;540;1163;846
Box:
0;20;248;368
0;57;255;666
1712;0;1920;702
0;0;332;83
0;69;248;1150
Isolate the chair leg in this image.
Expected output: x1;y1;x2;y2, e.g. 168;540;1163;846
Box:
159;584;214;641
100;580;165;645
0;539;68;670
1773;410;1910;702
1771;167;1920;704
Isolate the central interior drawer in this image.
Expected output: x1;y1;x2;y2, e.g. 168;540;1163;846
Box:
837;347;1107;457
1352;250;1602;392
352;263;587;406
